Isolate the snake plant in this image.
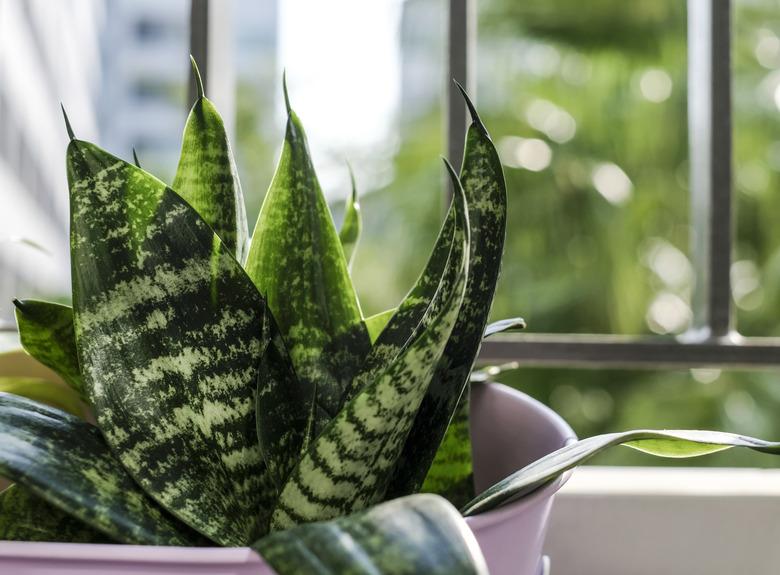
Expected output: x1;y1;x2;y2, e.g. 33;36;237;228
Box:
3;58;780;574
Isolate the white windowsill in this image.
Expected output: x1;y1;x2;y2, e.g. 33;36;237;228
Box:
545;466;780;575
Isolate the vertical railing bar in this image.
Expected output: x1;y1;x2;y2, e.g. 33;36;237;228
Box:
447;0;476;180
686;0;733;341
189;0;209;106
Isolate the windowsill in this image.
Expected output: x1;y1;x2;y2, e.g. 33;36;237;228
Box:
545;466;780;575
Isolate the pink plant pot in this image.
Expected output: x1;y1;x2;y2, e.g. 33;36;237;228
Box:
0;382;575;574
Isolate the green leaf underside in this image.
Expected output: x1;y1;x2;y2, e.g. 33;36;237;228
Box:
255;495;488;575
68;140;268;546
173;80;248;261
13;300;83;396
483;317;526;338
0;484;110;543
338;168;361;270
0;393;203;545
420;392;474;507
364;308;396;344
387;93;507;498
270;163;470;530
462;429;780;516
244;104;370;434
0;377;84;418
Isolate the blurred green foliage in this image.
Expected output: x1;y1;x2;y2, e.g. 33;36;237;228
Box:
345;0;780;467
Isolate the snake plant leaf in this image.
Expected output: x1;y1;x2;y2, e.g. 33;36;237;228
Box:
270;161;470;530
387;84;507;498
0;393;204;545
461;429;780;516
68;139;268;546
483;317;526;338
256;314;313;491
13;299;83;397
255;494;488;575
420;392;474;507
338;165;361;270
0;377;84;417
244;79;370;427
364;308;396;343
0;484;110;543
173;57;249;261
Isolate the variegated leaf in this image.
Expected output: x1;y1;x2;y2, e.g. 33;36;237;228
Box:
68;136;268;546
0;484;110;543
387;85;507;498
462;429;780;516
270;162;470;530
13;299;83;397
364;307;396;343
338;165;361;270
173;57;249;261
244;80;370;431
0;392;203;545
254;495;488;575
0;377;84;418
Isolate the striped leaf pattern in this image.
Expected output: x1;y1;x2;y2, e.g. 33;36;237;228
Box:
0;484;110;543
462;428;780;516
13;300;82;397
173;57;248;261
0;393;203;545
244;84;370;432
269;162;470;530
68;139;269;546
387;86;508;498
254;495;488;575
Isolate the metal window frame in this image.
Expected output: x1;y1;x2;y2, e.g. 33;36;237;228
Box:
445;0;780;370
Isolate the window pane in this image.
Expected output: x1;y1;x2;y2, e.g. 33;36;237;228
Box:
478;0;691;336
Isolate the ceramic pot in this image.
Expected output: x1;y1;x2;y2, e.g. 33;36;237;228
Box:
0;382;575;574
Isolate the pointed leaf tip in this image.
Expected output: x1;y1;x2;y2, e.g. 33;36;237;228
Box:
442;157;464;203
453;81;486;134
60;104;75;141
282;70;291;114
190;55;205;100
132;148;141;169
346;161;358;203
11;298;22;310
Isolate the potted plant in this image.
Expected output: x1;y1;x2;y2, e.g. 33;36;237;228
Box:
3;59;780;575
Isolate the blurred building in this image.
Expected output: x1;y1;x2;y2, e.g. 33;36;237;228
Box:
98;0;279;183
0;0;104;325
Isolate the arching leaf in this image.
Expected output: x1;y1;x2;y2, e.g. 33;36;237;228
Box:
0;393;203;545
0;377;84;418
68;138;268;546
462;429;780;516
255;495;488;575
483;317;526;338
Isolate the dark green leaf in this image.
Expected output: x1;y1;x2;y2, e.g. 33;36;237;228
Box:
68;139;268;546
173;57;249;261
387;86;507;498
244;83;370;431
0;484;110;543
420;392;474;507
462;429;780;516
338;165;361;270
13;300;83;397
0;393;203;545
0;377;84;418
271;162;470;530
483;317;526;338
255;494;488;575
